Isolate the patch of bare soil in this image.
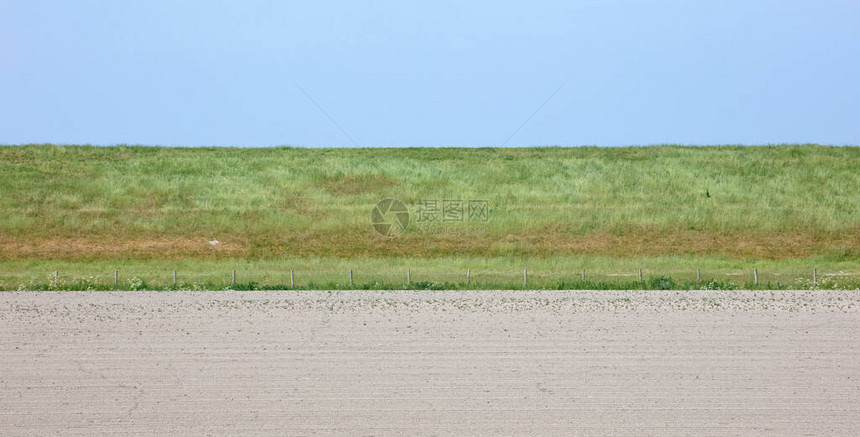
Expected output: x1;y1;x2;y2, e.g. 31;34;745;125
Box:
1;290;859;435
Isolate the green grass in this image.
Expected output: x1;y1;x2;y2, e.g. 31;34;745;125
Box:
1;256;857;291
0;144;857;289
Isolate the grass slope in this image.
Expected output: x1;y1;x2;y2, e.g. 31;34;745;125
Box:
0;144;858;289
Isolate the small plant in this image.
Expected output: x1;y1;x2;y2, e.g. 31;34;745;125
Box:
700;279;738;291
230;281;260;291
66;275;99;291
409;281;457;290
359;281;382;290
128;276;146;291
16;276;46;291
647;276;676;290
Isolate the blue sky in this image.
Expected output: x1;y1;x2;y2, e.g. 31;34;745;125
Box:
1;0;858;147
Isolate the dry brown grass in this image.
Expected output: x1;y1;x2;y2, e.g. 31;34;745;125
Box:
319;174;400;195
0;236;250;260
2;226;855;261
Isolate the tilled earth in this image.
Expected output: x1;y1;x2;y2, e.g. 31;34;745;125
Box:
1;289;859;436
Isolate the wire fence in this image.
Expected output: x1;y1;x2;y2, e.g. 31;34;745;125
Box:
2;268;859;291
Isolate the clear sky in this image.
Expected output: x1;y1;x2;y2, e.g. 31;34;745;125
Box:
1;0;858;147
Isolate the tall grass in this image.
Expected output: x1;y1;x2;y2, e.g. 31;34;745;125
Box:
0;144;857;263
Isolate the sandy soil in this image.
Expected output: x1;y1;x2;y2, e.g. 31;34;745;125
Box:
1;289;859;436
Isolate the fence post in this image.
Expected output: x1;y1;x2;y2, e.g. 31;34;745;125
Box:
581;269;585;281
173;269;177;285
467;268;470;284
813;268;817;288
349;270;353;287
696;268;700;283
407;269;411;285
232;270;236;285
638;268;643;282
754;268;758;285
524;268;528;287
115;270;118;285
290;270;294;288
54;270;58;285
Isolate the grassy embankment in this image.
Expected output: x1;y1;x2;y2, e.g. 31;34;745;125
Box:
0;144;858;290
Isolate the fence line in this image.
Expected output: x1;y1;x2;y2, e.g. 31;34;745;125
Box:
2;268;844;290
